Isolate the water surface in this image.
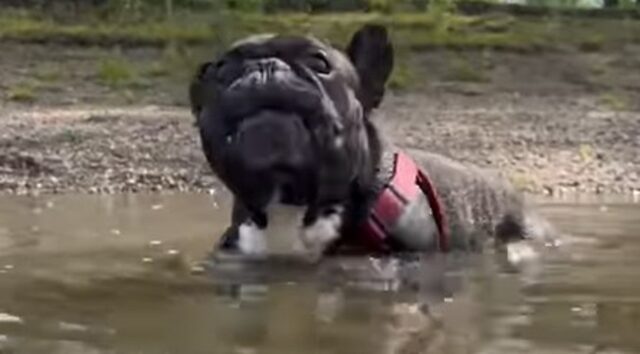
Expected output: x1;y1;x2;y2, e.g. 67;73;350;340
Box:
0;192;638;354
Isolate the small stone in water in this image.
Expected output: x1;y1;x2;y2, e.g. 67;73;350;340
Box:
149;240;162;247
142;257;153;263
166;249;180;256
3;265;14;270
0;313;23;324
151;204;163;210
110;229;121;236
58;321;88;332
190;264;206;275
235;348;257;354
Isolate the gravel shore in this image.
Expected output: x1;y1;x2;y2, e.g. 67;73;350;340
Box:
1;41;639;197
1;91;638;196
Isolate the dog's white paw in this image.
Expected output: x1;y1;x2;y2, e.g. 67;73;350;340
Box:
237;205;344;257
301;207;343;254
238;222;268;255
506;241;539;265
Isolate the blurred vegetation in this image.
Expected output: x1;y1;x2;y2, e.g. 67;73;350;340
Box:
6;82;38;102
599;92;630;111
1;0;639;92
2;7;638;51
0;0;637;47
2;0;637;15
97;56;137;87
445;55;489;82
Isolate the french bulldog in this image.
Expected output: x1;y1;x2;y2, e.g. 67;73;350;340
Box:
189;24;555;260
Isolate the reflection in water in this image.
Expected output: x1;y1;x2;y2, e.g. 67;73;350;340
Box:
0;193;638;354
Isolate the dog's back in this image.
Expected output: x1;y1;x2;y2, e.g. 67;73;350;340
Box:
413;151;552;250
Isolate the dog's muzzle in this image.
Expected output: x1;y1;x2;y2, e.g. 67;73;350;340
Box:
215;57;345;209
224;61;319;206
229;110;315;206
219;58;324;122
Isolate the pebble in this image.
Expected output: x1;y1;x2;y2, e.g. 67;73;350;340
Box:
149;240;163;247
58;321;88;332
190;264;206;275
0;313;23;324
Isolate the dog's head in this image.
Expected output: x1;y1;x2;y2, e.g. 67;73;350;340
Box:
190;25;393;234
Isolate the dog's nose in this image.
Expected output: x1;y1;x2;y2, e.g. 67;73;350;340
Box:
244;58;290;85
233;110;311;176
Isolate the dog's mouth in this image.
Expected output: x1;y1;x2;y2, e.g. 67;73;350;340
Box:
214;59;345;210
220;108;317;215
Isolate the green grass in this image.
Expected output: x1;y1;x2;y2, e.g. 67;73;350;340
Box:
445;56;489;83
599;92;629;111
2;8;640;96
32;63;63;82
145;61;171;77
3;9;638;53
157;42;204;80
578;34;605;52
0;11;213;46
97;57;136;87
388;61;415;89
6;82;37;102
508;171;540;192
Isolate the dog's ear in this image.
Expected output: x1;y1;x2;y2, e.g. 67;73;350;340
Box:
346;24;394;114
188;62;212;121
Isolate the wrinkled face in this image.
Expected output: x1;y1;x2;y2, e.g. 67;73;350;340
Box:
191;25;393;255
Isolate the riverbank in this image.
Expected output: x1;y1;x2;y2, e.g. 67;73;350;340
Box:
2;90;638;196
1;12;639;197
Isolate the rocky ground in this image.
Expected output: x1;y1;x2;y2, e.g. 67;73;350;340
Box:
1;42;639;196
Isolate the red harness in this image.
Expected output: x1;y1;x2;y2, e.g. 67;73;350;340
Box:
358;151;449;253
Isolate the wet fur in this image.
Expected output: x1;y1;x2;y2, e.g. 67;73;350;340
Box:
190;25;555;258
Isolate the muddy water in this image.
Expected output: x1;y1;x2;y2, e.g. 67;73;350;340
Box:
0;192;638;354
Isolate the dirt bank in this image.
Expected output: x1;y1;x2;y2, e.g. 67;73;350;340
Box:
1;92;639;196
1;42;639;196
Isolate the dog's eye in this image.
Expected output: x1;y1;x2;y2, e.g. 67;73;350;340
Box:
196;62;213;79
214;58;233;81
215;58;228;71
305;50;331;75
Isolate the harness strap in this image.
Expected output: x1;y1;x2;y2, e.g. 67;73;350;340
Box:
359;151;449;253
416;168;449;252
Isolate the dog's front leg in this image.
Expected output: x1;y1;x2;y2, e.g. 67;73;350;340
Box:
213;198;258;254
